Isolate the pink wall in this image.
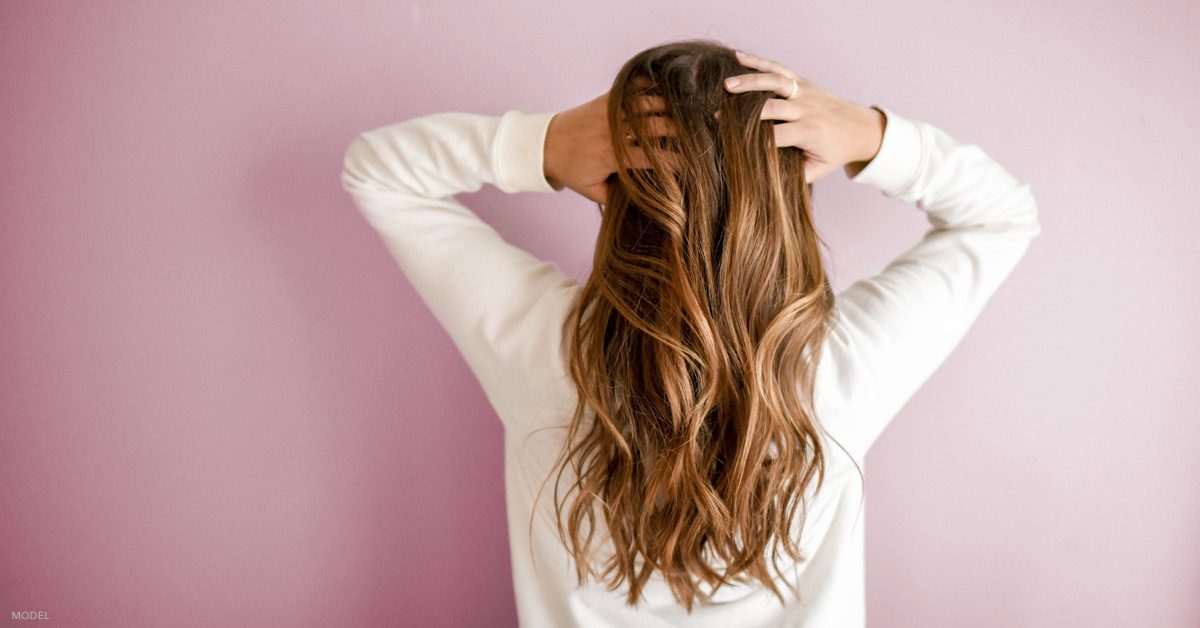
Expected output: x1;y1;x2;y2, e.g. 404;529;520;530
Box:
2;2;1197;626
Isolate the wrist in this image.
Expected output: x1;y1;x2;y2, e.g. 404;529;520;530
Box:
543;113;566;190
842;105;885;179
855;105;885;164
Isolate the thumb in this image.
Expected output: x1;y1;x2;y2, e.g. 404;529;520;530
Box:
581;181;608;205
804;161;831;184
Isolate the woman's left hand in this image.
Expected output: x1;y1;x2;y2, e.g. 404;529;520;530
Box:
543;90;672;204
722;49;885;183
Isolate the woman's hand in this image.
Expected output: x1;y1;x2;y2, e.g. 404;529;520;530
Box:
722;49;886;183
543;91;670;204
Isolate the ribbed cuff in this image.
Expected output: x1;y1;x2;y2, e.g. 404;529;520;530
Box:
849;106;925;198
493;110;560;194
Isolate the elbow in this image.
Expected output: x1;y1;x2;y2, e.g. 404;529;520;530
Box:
340;132;381;194
968;181;1042;242
338;132;369;192
987;181;1041;241
1020;182;1042;239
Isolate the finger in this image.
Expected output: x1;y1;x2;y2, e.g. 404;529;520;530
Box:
759;98;803;122
625;135;683;161
773;121;814;151
733;50;798;81
638;115;678;137
624;145;655;170
725;72;798;99
621;97;670;127
618;95;667;119
634;95;667;114
620;114;679;144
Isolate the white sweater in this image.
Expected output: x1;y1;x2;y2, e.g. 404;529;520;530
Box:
341;104;1040;627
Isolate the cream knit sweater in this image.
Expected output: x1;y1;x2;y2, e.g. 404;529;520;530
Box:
340;104;1040;627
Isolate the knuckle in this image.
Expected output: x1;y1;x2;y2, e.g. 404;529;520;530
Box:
641;95;666;112
649;116;676;136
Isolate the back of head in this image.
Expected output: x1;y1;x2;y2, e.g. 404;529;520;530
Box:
542;38;840;613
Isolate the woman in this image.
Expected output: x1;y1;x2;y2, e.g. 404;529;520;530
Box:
341;39;1040;627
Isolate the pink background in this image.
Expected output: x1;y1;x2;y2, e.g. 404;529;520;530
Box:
2;2;1197;626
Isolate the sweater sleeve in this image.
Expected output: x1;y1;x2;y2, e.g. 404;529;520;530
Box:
817;106;1041;459
340;110;580;430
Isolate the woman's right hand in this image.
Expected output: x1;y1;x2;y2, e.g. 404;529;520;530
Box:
722;49;886;183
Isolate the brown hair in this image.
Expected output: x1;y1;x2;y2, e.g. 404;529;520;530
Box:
534;38;857;612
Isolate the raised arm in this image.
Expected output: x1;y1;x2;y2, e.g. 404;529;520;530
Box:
817;106;1042;458
340;110;581;431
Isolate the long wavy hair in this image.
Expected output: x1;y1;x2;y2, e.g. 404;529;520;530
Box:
534;39;856;613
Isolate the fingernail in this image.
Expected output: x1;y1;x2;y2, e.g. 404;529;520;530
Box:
726;77;740;88
734;50;745;57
